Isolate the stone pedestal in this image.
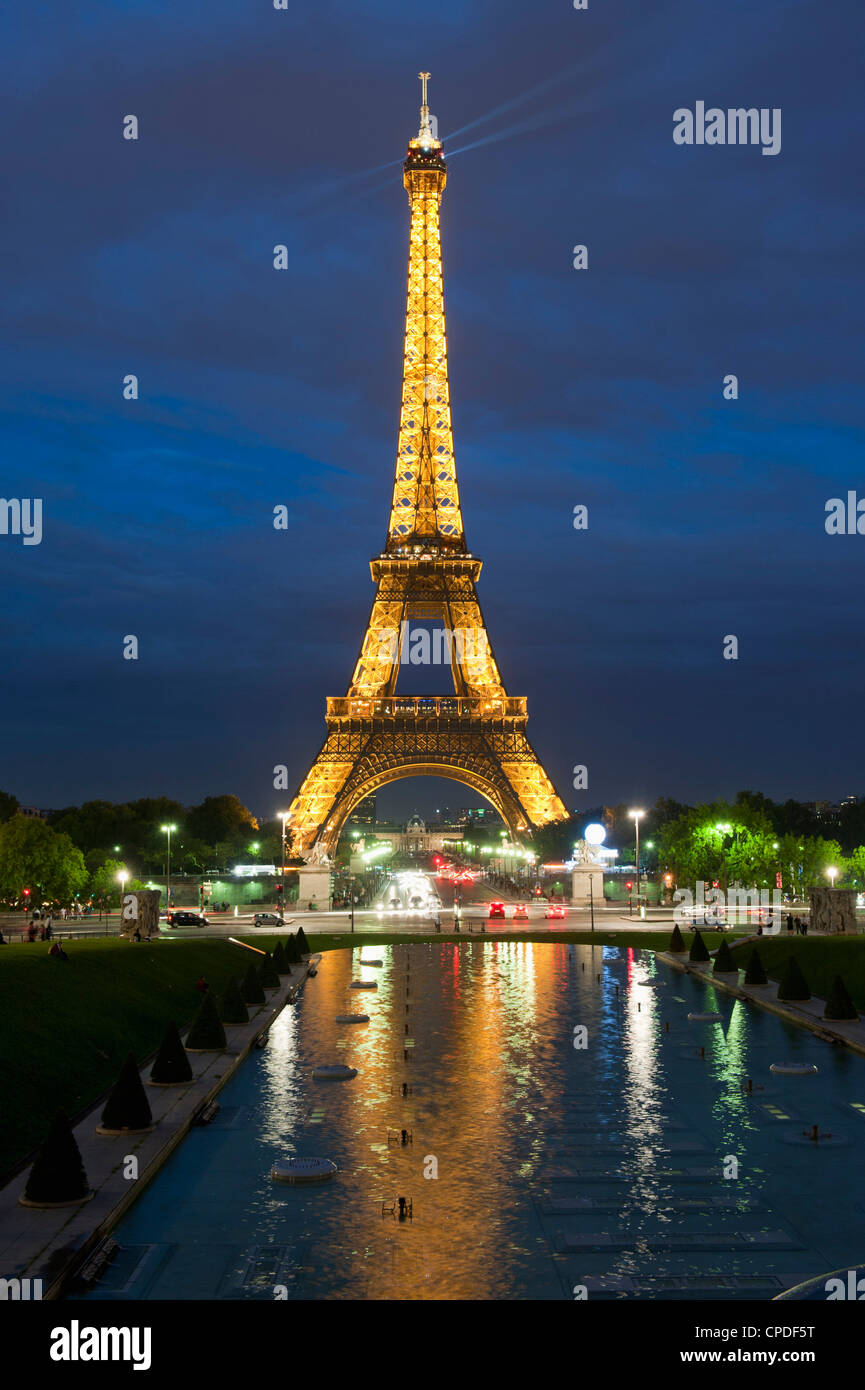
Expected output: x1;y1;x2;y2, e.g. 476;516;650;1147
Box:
120;888;160;939
571;865;604;907
297;866;332;912
809;886;857;934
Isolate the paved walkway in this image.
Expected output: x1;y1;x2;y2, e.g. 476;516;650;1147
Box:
0;962;309;1297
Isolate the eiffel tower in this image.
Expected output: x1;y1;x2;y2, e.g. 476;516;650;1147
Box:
288;75;567;863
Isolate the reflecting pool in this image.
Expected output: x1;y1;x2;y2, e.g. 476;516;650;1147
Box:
77;943;865;1300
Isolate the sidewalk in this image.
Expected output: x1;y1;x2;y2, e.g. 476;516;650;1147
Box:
0;963;309;1298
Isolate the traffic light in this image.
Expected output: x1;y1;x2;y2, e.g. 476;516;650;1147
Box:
626;881;633;892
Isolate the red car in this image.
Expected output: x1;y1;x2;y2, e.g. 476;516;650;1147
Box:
488;901;505;919
544;904;566;920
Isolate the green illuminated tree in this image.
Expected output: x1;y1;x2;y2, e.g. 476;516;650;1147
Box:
0;815;88;902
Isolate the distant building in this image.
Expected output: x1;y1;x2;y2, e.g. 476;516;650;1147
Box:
17;806;50;820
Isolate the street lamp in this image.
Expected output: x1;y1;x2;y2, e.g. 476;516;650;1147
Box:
629;810;645;915
117;869;128;923
827;866;838;889
160;824;176;911
277;812;290;919
714;822;732;904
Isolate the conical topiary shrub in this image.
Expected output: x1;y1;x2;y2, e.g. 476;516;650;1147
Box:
689;929;710;963
259;952;280;989
240;961;266;1005
22;1110;90;1206
777;955;811;1002
713;938;737;974
272;941;291;975
218;976;249;1025
99;1052;153;1132
744;947;768;985
185;992;227;1049
823;974;858;1021
669;923;686;953
285;934;302;965
295;925;310;955
150;1020;194;1082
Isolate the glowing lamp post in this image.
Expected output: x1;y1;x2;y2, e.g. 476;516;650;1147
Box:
160;824;176;911
117;869;128;919
629;810;645;917
278;812;290;919
826;866;838;889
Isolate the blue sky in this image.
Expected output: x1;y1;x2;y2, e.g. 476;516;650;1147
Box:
1;0;862;820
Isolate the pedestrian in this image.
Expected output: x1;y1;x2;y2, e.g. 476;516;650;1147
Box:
802;916;808;936
132;927;141;942
60;907;67;921
27;922;37;942
196;975;209;994
0;930;6;944
45;922;52;941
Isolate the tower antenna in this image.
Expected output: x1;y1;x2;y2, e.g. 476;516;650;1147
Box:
418;71;432;140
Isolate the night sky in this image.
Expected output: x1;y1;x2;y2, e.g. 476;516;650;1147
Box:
2;0;862;822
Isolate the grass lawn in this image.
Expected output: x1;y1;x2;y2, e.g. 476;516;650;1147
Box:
0;935;254;1179
730;934;865;1009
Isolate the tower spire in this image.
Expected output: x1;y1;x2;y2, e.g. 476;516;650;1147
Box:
387;76;462;551
417;70;433;141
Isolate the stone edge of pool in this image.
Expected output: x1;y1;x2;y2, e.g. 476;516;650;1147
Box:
0;962;312;1300
656;952;865;1056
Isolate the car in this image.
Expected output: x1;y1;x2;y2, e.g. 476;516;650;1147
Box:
488;901;505;919
254;912;284;927
513;904;529;921
544;904;566;920
167;911;209;928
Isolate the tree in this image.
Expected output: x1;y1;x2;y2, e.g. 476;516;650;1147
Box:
24;1111;89;1204
712;938;737;974
743;948;768;985
240;962;266;1005
272;941;291;974
668;924;686;953
296;926;311;955
777;956;811;1002
90;858;142;908
185;993;227;1050
0;790;19;823
689;930;710;963
150;1021;194;1082
187;795;258;847
100;1053;153;1131
218;977;249;1025
823;975;858;1021
259;952;281;988
656;801;777;888
0;815;88;903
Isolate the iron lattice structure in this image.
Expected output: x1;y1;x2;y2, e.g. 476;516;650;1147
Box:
288;79;567;859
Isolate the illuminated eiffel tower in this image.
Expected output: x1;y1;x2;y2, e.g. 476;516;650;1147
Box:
288;75;566;862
